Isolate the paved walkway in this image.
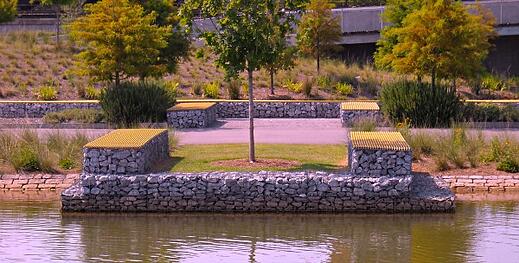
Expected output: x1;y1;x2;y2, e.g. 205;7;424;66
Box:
3;119;519;145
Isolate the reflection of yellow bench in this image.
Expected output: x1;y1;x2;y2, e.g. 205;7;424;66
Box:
83;129;169;174
340;101;383;127
167;103;218;128
348;131;412;176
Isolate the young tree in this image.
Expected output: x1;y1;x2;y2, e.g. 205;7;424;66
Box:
0;0;17;23
296;0;342;74
135;0;190;76
181;0;298;162
265;3;296;96
377;0;495;87
68;0;171;87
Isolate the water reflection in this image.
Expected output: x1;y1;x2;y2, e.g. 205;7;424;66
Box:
0;197;519;263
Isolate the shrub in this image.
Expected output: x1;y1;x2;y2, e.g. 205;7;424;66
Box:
406;132;435;160
162;80;179;101
335;82;353;96
351;118;377;132
84;86;101;100
43;109;105;124
481;74;505;91
192;82;203;96
36;85;58;100
99;81;175;127
483;137;519;165
497;158;519;173
6;131;54;172
302;78;313;97
284;80;303;93
316;75;333;90
47;133;89;170
380;80;461;128
462;103;519;122
203;81;220;99
226;79;241;99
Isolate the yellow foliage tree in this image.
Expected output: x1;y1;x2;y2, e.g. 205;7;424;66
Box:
376;0;495;87
0;0;17;23
296;0;342;74
68;0;171;86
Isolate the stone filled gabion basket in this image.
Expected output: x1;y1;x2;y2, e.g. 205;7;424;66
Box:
167;102;217;128
348;131;412;177
82;129;169;175
340;101;384;127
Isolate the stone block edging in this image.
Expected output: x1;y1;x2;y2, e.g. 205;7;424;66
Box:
0;174;79;191
441;175;519;193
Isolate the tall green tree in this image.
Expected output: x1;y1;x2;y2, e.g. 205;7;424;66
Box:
376;0;495;87
135;0;189;76
0;0;17;23
181;0;298;162
68;0;171;87
296;0;342;75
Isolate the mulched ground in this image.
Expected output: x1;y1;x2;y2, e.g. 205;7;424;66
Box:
211;159;301;169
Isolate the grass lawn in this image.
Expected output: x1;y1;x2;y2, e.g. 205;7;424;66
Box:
162;144;347;172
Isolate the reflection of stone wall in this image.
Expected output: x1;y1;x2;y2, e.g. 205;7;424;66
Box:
167;105;217;128
62;171;454;212
82;132;168;175
0;101;100;118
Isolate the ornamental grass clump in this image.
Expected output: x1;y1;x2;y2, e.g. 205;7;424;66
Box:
203;81;220;99
100;81;175;127
36;85;58;100
484;137;519;173
380;80;461;128
0;130;89;173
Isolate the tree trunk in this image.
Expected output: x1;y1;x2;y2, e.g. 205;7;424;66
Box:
269;69;275;95
431;68;436;89
316;38;320;75
247;69;256;163
55;5;60;46
115;72;120;87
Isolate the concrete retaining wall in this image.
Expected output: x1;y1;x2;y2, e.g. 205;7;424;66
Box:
61;171;455;213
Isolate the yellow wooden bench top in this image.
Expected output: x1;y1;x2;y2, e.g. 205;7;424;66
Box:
341;101;380;111
168;102;217;111
350;131;410;151
84;129;167;149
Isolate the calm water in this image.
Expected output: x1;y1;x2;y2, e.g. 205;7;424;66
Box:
1;194;519;263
